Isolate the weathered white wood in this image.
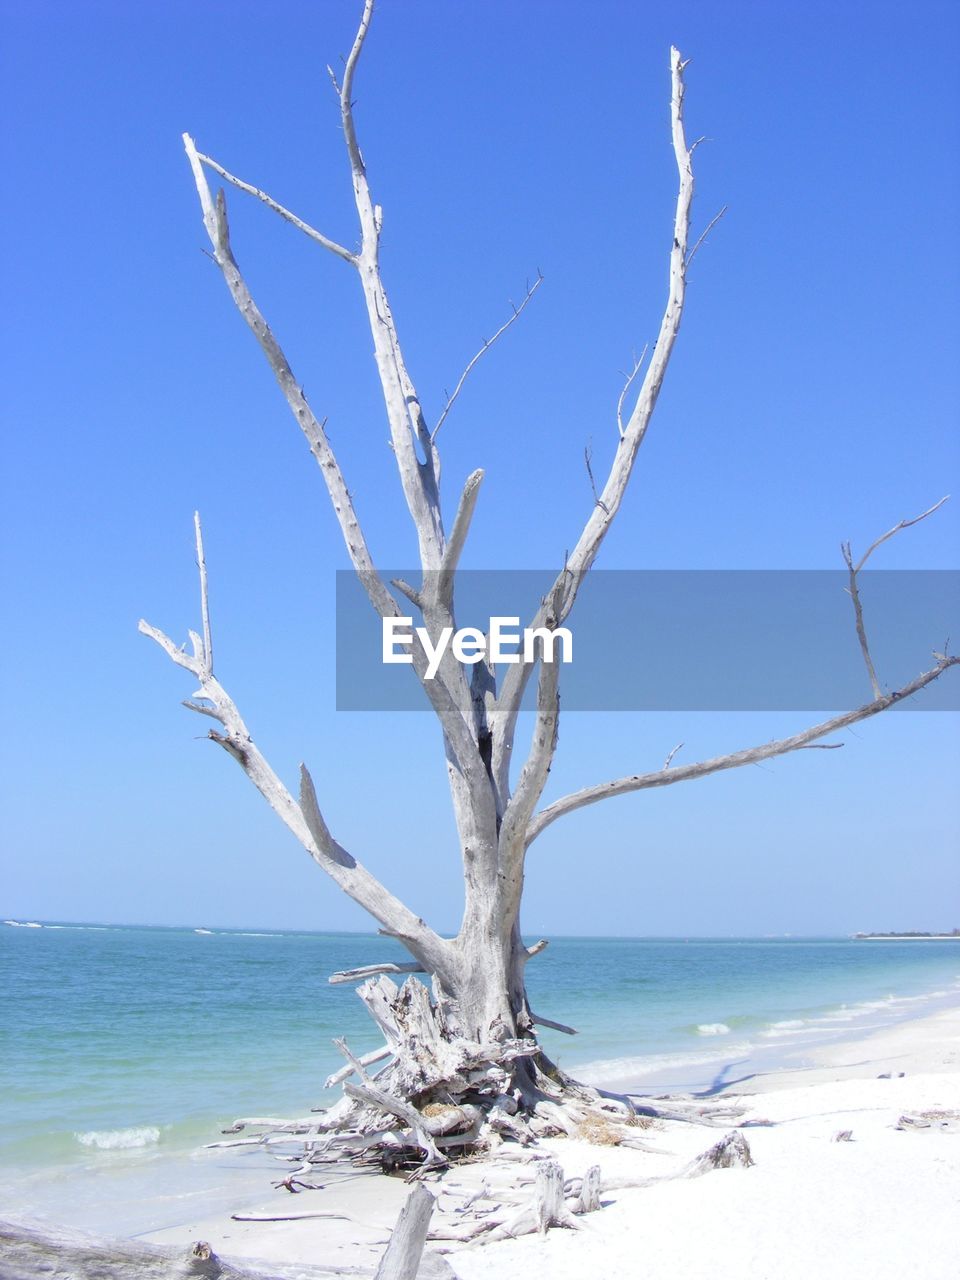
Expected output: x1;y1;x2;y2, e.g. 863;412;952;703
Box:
437;470;484;594
533;1100;581;1138
178;128;495;830
325;1045;393;1089
230;1212;351;1223
329;963;425;986
527;1013;578;1034
842;495;949;699
221;1117;312;1132
681;1129;754;1176
0;1220;360;1279
578;1165;602;1214
525;656;960;846
534;1160;567;1234
490;45;701;806
629;1098;747;1127
343;1082;444;1167
373;1185;436;1280
193;151;356;264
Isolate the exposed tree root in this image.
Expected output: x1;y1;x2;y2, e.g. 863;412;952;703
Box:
207;973;757;1252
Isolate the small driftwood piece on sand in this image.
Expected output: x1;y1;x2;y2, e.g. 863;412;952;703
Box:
682;1129;754;1174
628;1097;749;1128
431;1130;755;1250
896;1110;960;1133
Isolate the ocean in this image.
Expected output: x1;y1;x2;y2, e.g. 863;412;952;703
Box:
2;922;958;1236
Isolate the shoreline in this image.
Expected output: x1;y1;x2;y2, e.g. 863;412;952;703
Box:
128;1003;960;1274
568;975;960;1099
4;972;959;1276
718;999;960;1095
137;1000;960;1278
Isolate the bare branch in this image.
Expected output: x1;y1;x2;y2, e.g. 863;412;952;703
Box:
181;699;224;722
440;469;484;582
842;539;882;700
662;742;683;770
137;619;197;674
525;655;960;847
583;443;608;512
852;496;949;575
182;135;490;794
685;205;728;270
195;151;356;264
182;132;393;622
616;345;648;438
499;577;569;869
339;0;375;177
328;962;425;986
193;512;213;676
842;497;949;700
493;48;699;791
140;564;450;967
431;273;544;442
390;578;423;609
324;1044;392;1089
333;1036;374;1084
530;1012;577;1036
299;764;354;869
331;1;446;574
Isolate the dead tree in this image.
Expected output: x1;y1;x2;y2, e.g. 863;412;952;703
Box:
141;0;957;1166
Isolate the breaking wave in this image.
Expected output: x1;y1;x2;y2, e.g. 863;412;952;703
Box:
75;1126;161;1151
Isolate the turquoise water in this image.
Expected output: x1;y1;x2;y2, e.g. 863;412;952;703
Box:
2;922;959;1233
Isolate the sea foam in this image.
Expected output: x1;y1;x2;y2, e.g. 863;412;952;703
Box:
75;1126;161;1151
696;1022;731;1036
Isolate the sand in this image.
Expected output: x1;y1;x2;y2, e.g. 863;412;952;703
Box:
142;1005;960;1279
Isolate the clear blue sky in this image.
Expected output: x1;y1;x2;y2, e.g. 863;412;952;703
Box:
2;1;958;936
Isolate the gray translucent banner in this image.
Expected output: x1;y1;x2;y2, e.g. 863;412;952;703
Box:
335;570;959;711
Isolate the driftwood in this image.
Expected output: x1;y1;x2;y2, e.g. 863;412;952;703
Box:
577;1165;602;1214
373;1186;438;1280
628;1098;749;1128
0;1184;451;1280
532;1160;580;1234
0;1222;345;1280
682;1130;754;1175
425;1130;754;1250
896;1110;960;1133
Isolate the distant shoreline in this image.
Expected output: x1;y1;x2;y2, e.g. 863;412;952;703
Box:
7;919;960;941
853;933;960;941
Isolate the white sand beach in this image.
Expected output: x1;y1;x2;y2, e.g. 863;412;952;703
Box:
137;1003;960;1279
